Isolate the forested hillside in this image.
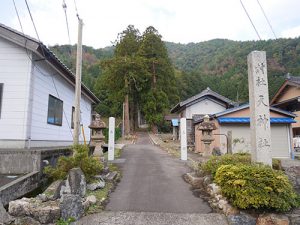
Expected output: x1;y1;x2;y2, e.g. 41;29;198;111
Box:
50;37;300;112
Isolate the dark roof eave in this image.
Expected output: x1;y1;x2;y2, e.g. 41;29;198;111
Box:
171;88;236;113
209;104;296;122
170;103;183;113
271;96;300;107
270;106;297;118
271;77;300;105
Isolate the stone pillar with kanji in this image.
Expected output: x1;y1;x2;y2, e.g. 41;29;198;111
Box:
248;51;272;166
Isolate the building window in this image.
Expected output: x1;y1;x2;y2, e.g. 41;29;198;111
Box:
47;95;63;126
71;106;75;129
0;84;3;118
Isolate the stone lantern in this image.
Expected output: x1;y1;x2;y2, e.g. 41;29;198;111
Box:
89;113;106;158
197;115;217;157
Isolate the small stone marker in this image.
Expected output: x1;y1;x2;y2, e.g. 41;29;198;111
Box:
180;118;187;160
67;167;86;197
248;51;272;166
108;117;115;161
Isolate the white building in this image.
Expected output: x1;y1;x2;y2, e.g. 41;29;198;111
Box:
0;23;99;148
170;87;236;144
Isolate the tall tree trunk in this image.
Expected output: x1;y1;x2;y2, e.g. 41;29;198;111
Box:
124;78;130;136
134;102;139;130
130;100;134;132
152;60;158;134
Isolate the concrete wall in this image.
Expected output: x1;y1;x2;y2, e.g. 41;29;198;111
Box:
0;37;32;148
0;171;39;206
0;148;71;174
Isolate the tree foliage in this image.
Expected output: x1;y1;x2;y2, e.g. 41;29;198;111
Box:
93;25;178;130
50;32;300;123
137;26;179;129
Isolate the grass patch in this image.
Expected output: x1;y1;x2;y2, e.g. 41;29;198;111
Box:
84;150;122;215
85;182;113;214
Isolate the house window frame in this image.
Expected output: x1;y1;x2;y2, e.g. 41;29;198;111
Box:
71;106;75;129
47;95;63;126
0;84;3;118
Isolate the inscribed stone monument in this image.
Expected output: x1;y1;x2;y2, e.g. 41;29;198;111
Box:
108;117;115;161
248;51;272;166
180;118;187;160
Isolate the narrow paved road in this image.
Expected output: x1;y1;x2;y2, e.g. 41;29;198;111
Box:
75;133;226;225
106;132;211;213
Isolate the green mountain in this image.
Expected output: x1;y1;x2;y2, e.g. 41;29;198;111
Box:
50;37;300;104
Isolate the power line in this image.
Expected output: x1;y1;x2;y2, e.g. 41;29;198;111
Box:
12;0;24;33
62;0;72;45
73;0;80;19
13;1;76;140
240;0;262;40
256;0;277;39
24;0;41;41
50;74;75;139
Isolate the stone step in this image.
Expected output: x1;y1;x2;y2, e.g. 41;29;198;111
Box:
105;171;118;181
74;211;228;225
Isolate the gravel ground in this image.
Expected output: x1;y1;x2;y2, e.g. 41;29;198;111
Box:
74;211;228;225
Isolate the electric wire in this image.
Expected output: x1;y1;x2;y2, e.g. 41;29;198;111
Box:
73;0;80;19
24;0;40;41
12;0;24;33
256;0;277;39
14;1;78;140
240;0;262;40
62;0;74;72
62;0;72;45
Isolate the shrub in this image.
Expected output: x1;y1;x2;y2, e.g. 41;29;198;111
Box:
201;153;251;177
272;158;282;170
103;127;122;143
44;145;103;182
215;164;300;212
201;153;282;178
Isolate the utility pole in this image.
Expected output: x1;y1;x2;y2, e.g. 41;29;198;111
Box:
74;18;83;144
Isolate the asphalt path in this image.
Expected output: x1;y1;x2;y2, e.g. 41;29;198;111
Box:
105;132;211;213
75;133;219;225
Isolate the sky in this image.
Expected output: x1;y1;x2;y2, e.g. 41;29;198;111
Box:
0;0;299;49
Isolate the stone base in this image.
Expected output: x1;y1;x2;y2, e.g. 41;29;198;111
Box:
257;213;289;225
93;145;103;157
184;172;204;189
